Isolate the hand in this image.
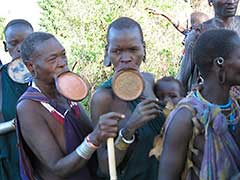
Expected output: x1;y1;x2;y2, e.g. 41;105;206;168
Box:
124;98;162;137
89;112;125;146
145;7;163;16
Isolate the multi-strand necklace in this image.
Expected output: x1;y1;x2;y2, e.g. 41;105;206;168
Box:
195;90;240;131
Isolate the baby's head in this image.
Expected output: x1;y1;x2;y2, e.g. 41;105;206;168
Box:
154;76;185;106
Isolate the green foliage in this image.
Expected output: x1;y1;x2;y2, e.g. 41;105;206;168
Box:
0;17;5;40
38;0;192;110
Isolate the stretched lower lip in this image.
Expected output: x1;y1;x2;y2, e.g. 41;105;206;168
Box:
55;69;70;77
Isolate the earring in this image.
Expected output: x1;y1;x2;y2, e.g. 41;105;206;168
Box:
215;57;224;67
217;57;224;65
208;0;213;6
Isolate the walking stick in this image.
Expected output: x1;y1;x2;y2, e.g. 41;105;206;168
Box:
107;138;117;180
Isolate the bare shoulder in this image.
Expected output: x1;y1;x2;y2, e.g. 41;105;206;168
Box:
17;99;42;118
141;72;155;82
17;99;45;125
90;88;114;125
164;106;194;141
91;87;114;106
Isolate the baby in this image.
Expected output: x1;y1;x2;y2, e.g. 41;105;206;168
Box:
149;76;185;159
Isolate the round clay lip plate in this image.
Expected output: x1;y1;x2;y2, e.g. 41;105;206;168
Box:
112;70;144;101
56;72;88;101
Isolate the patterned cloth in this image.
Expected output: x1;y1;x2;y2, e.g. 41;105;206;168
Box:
99;78;164;180
16;86;98;180
165;91;240;179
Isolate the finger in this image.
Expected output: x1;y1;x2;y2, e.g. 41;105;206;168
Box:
144;109;162;116
100;126;118;133
140;98;159;105
141;103;161;111
103;112;125;119
99;119;119;127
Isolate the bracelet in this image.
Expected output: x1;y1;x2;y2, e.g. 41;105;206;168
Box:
115;135;129;151
75;138;96;160
86;135;100;149
119;128;135;144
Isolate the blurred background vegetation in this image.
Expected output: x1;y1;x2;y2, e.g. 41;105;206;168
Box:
0;0;214;110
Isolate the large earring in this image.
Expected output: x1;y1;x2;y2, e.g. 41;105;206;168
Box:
104;44;111;67
215;57;224;67
3;41;8;52
208;0;213;6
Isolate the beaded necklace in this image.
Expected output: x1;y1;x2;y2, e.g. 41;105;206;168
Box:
194;90;240;131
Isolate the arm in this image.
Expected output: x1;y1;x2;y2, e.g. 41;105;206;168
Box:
91;89;127;175
158;107;193;179
146;8;186;34
176;29;199;92
17;100;122;178
91;89;162;175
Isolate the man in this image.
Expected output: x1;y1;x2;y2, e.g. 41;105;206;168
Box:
91;17;164;180
177;0;240;92
17;32;123;180
159;29;240;179
0;19;33;180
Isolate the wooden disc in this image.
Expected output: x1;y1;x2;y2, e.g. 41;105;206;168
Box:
112;70;144;101
56;72;88;101
7;58;32;84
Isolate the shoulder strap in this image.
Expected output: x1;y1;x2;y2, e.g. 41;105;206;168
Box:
40;102;65;125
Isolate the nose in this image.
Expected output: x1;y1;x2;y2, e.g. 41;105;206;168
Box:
120;52;132;64
16;44;21;56
57;57;67;68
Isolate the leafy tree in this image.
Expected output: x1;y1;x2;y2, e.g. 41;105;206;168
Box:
37;0;204;109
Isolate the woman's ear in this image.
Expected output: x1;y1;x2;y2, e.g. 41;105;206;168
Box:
25;61;34;73
214;57;224;68
143;41;146;63
3;41;8;52
104;44;111;67
214;57;226;84
208;0;213;6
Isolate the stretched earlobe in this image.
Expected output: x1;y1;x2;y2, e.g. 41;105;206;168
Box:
104;55;111;67
218;70;226;84
104;44;111;67
3;41;8;52
143;41;146;63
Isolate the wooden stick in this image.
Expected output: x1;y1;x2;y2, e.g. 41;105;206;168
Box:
107;138;117;180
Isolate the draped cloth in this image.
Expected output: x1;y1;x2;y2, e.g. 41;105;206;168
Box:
16;86;98;180
99;78;164;180
0;64;28;180
165;91;240;179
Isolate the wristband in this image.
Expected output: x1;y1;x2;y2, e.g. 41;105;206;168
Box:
75;138;96;160
115;135;129;151
119;128;135;144
86;135;100;149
